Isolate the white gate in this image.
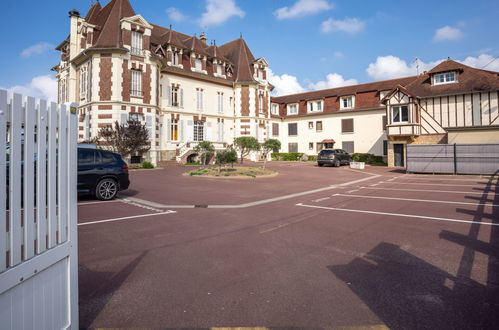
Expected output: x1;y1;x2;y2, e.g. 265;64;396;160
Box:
0;90;78;329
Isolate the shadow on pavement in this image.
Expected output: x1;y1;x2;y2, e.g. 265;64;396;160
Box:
78;251;147;328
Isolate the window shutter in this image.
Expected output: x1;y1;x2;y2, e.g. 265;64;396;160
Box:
342;141;354;153
255;123;259;140
180;88;184;108
342;118;354;133
120;113;128;127
166;118;171;141
186;120;193;141
200;91;203;110
206;121;212;141
180;120;185;141
382;115;387;131
145;114;153;140
166;86;171;106
84;114;90;140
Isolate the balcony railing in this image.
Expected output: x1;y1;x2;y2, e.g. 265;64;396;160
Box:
130;89;143;97
130;47;145;57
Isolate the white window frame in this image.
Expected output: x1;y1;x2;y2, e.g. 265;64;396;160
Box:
172;52;179;66
171;86;179;107
287;103;298;115
170;119;179;141
80;69;87;96
259;94;264;113
340;96;354;109
271;103;278;115
131;70;142;96
217;92;224;113
193;120;204;141
195;58;202;71
131;31;143;55
433;71;457;85
391;105;409;124
308;100;323;113
196;89;204;110
257;69;264;80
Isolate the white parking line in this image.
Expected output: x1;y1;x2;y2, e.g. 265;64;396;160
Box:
332;193;499;207
383;181;494;187
312;197;330;202
295;203;499;226
358;186;499;196
78;200;122;206
78;210;176;226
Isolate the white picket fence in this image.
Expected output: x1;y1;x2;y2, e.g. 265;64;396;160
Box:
0;90;79;329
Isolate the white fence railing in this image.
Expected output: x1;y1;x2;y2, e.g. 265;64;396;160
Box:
0;90;79;329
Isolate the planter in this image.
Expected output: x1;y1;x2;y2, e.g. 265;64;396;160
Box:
350;161;365;169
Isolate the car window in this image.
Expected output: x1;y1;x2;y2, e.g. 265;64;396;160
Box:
319;150;334;155
78;149;95;165
100;151;116;164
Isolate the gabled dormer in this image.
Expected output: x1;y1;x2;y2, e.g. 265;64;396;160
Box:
184;35;209;74
121;14;153;57
253;58;268;82
161;28;185;68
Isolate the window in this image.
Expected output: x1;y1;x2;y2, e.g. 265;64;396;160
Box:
392;105;409;123
272;123;279;136
382;115;387;131
214;63;222;75
172;52;179;66
342;141;354;153
340;96;354;109
80;69;87;96
227;67;233;77
131;31;143;55
196;89;204;110
193;120;204;141
308;121;314;129
309;142;314;150
258;69;264;80
170;119;179;140
100;151;117;164
433;71;457;85
316;121;323;132
258;94;263;113
129;112;142;122
60;79;66;103
287;103;298;115
131;70;142;96
195;58;202;70
170;86;180;107
271;103;278;115
341;118;354;133
288;143;298;153
78;149;95;165
383;140;388;156
308;100;323;113
217;92;224;113
288;123;297;136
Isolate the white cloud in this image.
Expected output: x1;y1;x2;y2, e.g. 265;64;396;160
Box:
433;26;463;42
20;42;54;58
333;51;344;58
166;7;187;23
1;75;58;102
274;0;332;19
308;73;357;90
321;17;365;34
460;54;499;72
267;69;306;96
199;0;245;27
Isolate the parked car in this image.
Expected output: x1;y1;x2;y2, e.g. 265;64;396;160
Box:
317;149;352;167
78;148;130;200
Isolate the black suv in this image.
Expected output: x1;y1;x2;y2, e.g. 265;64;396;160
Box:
78;148;130;200
317;149;352;167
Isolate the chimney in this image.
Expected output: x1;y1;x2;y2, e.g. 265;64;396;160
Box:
199;32;207;45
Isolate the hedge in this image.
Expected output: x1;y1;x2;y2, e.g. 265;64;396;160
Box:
351;153;386;165
271;152;303;161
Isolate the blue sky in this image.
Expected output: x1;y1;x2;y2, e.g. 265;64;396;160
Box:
1;0;498;99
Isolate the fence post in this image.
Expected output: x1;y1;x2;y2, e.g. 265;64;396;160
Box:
453;143;457;175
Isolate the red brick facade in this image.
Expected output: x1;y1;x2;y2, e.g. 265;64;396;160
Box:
122;60;130;101
241;86;250;116
143;64;151;104
99;55;112;101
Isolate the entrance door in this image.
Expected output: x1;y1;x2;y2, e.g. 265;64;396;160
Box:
394;144;405;167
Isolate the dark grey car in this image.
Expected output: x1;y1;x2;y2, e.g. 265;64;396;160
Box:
317;149;351;167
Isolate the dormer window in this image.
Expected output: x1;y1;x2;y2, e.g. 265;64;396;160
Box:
226;66;233;77
340;96;355;109
172;52;179;66
195;58;202;70
258;69;264;80
287;103;298;115
433;71;457;85
392;105;409;123
271;103;278;115
308;100;323;113
131;31;143;56
214;63;222;75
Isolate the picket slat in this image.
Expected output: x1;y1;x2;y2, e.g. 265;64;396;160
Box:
36;99;48;254
47;102;58;248
0;90;7;271
9;93;23;266
58;105;68;243
24;96;36;260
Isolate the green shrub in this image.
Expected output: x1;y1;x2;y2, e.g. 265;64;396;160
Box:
307;155;317;161
351;153;386;165
271;152;303;161
142;161;154;169
186;161;201;165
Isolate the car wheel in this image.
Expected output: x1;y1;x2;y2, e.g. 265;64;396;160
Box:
318;163;324;167
334;159;341;167
95;178;118;201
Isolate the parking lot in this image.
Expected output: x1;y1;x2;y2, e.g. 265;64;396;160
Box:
77;162;499;329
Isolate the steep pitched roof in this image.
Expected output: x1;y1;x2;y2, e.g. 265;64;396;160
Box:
271;76;417;104
405;59;499;97
205;44;231;63
183;36;210;57
92;0;136;48
160;29;187;49
85;1;102;22
218;37;256;83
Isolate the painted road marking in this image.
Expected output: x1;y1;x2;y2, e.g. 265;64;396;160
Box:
331;193;499;207
312;197;330;202
295;203;499;227
383;181;496;187
78;210;177;226
357;186;499;196
121;198;164;212
78;200;122;206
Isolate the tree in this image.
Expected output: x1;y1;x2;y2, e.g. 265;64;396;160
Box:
215;147;238;174
97;120;150;158
193;141;215;165
233;136;260;164
261;139;281;169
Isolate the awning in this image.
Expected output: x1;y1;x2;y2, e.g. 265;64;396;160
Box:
321;139;335;144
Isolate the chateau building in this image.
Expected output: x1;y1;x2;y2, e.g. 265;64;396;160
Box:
55;0;499;168
54;0;273;164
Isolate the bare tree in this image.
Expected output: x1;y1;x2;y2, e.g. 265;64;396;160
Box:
97;120;150;158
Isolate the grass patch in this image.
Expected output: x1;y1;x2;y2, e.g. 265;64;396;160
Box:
186;166;277;178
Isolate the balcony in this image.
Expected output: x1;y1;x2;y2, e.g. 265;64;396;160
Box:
130;89;143;97
130;47;145;57
387;123;421;136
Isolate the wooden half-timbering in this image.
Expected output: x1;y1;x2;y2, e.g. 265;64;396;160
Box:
385;89;422;136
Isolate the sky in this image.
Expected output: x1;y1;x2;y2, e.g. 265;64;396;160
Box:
1;0;499;101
